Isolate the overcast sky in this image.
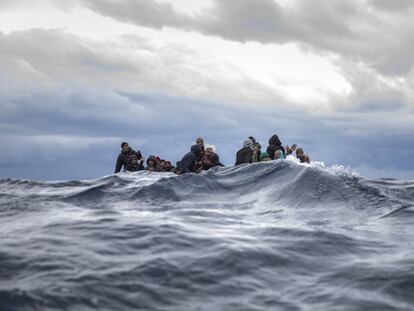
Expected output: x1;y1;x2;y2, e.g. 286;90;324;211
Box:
1;0;413;180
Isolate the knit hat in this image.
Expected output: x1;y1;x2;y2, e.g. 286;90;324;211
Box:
205;144;216;152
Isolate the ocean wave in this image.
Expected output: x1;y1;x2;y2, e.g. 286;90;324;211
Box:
0;160;413;310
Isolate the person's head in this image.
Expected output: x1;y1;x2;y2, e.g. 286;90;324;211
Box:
243;138;253;149
191;144;202;158
274;150;283;160
248;136;256;144
121;142;129;152
196;137;204;146
204;144;215;156
295;148;305;159
160;160;166;167
147;155;156;166
269;135;281;146
260;152;271;161
296;148;304;155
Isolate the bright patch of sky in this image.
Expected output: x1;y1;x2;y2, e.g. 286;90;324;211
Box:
0;5;352;109
153;0;215;15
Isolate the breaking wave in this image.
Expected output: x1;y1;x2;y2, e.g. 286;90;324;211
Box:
1;159;413;310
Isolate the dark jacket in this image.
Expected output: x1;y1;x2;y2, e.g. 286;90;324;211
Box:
145;155;162;172
174;161;182;174
115;148;143;173
235;147;253;165
201;152;220;170
180;145;202;174
267;135;286;160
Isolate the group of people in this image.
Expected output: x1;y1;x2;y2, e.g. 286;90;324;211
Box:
114;142;175;173
235;135;310;165
114;135;310;174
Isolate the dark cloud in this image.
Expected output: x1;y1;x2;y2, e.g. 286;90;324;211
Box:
1;84;413;180
3;0;414;77
80;0;193;30
0;28;413;180
74;0;414;77
370;0;414;11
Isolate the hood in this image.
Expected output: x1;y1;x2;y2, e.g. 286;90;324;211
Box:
243;139;253;149
147;155;157;166
269;135;281;146
191;144;202;157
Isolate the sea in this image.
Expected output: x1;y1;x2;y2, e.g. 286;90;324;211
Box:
1;158;413;311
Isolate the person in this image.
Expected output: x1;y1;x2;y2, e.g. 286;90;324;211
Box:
274;150;284;160
285;144;297;156
260;152;272;161
114;142;144;173
196;137;205;154
249;136;262;163
159;159;174;172
145;155;162;172
162;160;174;172
174;161;182;175
295;148;310;163
267;135;286;160
235;138;254;165
180;145;202;174
200;145;221;170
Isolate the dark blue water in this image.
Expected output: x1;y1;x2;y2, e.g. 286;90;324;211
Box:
1;160;413;310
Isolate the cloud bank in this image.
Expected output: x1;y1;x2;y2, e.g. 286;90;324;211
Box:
0;0;413;180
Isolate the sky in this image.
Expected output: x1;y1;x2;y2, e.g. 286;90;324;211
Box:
0;0;414;180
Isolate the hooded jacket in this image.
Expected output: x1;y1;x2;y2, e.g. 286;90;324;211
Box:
145;155;162;172
115;147;143;173
266;135;286;160
235;139;254;165
180;145;202;174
